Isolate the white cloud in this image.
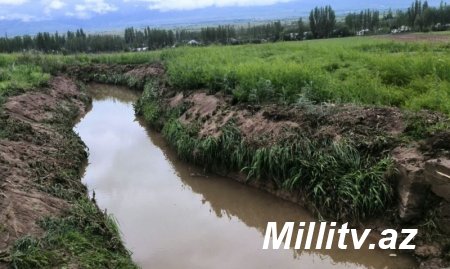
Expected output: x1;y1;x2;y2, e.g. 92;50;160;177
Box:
48;0;65;9
0;0;27;5
67;0;117;19
125;0;293;11
0;13;35;21
42;0;65;14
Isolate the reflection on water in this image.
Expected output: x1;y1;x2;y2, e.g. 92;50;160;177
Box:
75;84;418;269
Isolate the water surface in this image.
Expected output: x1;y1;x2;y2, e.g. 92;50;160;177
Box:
75;84;418;269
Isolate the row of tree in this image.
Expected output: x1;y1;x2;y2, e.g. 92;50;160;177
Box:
1;1;450;53
344;1;450;33
345;10;381;32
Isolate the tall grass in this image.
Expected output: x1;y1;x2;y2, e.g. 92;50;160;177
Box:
158;116;394;221
0;64;49;94
160;37;450;114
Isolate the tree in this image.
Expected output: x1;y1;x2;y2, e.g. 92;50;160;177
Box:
309;6;336;38
297;18;307;34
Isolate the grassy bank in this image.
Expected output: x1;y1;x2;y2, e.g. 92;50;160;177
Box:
0;55;50;107
134;81;396;222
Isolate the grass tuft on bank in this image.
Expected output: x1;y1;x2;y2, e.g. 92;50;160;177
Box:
9;199;136;269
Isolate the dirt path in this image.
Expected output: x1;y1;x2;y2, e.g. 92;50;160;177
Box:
379;32;450;43
0;77;89;267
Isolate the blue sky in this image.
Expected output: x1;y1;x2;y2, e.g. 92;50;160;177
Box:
0;0;444;35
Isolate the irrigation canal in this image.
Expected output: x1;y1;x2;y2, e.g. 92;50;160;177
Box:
74;84;418;269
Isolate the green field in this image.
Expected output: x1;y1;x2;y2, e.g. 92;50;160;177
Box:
2;36;450;115
161;37;450;114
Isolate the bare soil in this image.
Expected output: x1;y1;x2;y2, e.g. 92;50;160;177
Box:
66;63;165;82
379;32;450;43
0;77;89;267
176;90;416;151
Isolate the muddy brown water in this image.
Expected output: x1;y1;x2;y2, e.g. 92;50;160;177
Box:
75;84;418;269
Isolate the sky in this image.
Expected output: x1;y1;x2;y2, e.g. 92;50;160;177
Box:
0;0;444;35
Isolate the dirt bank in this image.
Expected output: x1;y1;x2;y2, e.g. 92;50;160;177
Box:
0;76;135;268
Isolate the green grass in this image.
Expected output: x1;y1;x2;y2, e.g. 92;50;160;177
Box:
0;55;51;107
160;37;450;114
9;199;136;269
0;64;49;94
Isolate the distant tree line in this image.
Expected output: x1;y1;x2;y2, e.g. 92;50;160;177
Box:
1;0;450;53
345;1;450;34
345;10;381;32
0;29;126;53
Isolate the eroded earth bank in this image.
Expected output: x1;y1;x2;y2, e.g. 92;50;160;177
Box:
0;77;136;268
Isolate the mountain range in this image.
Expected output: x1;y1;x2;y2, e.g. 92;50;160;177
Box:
0;0;443;36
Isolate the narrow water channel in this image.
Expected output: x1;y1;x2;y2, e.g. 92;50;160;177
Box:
75;84;418;269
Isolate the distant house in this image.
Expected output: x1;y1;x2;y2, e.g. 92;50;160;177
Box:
392;25;411;34
187;40;200;46
356;29;370;36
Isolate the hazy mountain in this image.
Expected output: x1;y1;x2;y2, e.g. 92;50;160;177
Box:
0;0;443;36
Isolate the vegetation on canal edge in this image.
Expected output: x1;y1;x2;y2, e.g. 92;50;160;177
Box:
134;80;395;222
161;38;450;114
9;199;136;269
161;118;395;221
